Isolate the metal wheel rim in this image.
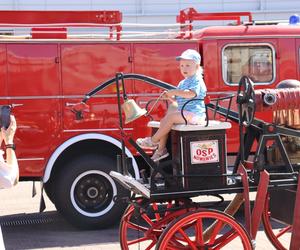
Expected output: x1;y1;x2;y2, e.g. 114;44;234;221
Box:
70;170;117;217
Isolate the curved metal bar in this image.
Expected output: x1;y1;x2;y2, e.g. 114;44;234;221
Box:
210;93;235;121
180;98;207;125
82;73;176;103
210;94;235;102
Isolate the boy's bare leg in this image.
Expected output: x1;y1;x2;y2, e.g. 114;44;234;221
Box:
157;134;168;151
152;112;185;144
155;102;179;151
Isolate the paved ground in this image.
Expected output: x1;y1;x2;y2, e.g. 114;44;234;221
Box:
0;182;290;249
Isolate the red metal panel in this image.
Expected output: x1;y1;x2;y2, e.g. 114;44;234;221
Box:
61;43;132;133
278;38;297;80
0;10;122;24
177;8;252;24
31;27;67;39
0;44;7;98
7;44;61;177
132;42;198;107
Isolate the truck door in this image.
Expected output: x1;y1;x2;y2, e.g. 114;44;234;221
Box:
61;43;132;137
7;44;61;177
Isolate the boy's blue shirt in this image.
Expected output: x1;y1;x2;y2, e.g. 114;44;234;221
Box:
175;72;207;117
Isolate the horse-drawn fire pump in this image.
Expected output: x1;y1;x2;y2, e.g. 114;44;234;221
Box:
75;73;300;249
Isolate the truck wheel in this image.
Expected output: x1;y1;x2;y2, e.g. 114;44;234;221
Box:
54;154;129;229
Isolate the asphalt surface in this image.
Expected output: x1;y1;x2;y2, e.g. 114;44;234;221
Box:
0;182;290;249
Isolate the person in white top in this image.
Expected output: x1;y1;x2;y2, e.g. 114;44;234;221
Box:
0;115;18;189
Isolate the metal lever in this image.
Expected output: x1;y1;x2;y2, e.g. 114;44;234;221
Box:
11;103;24;108
65;102;77;107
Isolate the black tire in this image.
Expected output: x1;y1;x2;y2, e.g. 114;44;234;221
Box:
54;154;130;229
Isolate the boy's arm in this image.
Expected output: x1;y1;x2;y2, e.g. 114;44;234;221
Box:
164;89;196;99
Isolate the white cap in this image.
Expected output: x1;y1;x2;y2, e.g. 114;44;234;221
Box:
176;49;201;64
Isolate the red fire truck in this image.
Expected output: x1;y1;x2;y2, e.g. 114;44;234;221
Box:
0;8;299;228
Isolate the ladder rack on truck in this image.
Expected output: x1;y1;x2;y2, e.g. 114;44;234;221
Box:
0;8;253;40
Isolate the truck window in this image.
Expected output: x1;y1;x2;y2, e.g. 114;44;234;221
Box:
223;45;275;85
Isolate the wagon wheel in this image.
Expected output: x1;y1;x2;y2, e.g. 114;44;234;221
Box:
119;198;193;250
237;76;256;127
156;209;253;250
262;193;292;250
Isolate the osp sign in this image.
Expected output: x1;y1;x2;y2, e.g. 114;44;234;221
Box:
190;140;219;164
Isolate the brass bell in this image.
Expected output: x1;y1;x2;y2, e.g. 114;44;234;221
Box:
122;99;147;124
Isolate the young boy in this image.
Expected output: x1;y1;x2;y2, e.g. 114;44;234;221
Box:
137;49;207;161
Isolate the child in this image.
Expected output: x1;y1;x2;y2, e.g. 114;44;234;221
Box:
137;49;207;162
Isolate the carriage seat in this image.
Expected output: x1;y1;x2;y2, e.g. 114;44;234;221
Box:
147;120;232;131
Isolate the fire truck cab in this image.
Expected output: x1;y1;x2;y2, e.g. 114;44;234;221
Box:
0;8;299;228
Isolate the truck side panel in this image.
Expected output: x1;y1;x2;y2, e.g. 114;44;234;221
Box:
60;43;132;136
0;44;8;103
7;43;61;177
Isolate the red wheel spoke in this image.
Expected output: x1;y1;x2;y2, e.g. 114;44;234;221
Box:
152;202;161;221
208;220;224;244
127;236;151;246
121;200;194;250
141;213;154;226
127;221;148;232
276;225;292;238
213;229;234;245
195;218;204;245
213;230;239;249
165;246;183;250
165;201;173;216
178;228;197;250
168;237;189;249
145;239;157;250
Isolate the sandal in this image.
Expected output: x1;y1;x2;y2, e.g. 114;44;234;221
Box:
136;137;158;150
151;148;169;162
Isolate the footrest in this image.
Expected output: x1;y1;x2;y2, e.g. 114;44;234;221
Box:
110;171;150;199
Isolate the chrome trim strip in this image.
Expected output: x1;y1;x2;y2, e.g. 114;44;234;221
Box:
18;158;44;161
207;91;236;95
0;93;163;100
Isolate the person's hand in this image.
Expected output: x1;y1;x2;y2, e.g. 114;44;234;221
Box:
1;115;17;145
162;90;176;100
162;90;172;98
